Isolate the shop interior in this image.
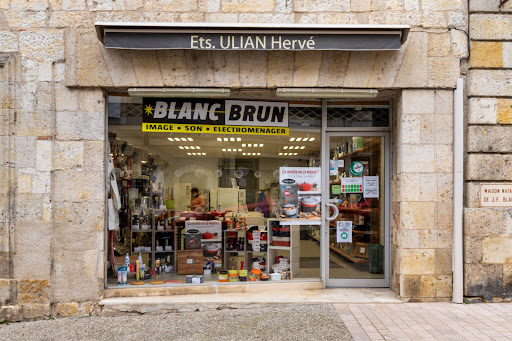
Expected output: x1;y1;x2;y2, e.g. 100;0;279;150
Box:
107;95;388;286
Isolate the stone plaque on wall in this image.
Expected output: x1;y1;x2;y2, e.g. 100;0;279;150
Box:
480;184;512;207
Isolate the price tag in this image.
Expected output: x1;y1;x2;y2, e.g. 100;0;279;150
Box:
252;243;260;252
187;258;194;264
192;277;200;284
279;258;288;269
252;231;261;242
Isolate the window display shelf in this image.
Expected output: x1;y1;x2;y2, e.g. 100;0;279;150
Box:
278;218;321;225
297;190;322;195
307;233;368;264
268;245;291;250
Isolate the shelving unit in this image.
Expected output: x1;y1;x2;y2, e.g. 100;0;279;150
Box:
223;229;247;270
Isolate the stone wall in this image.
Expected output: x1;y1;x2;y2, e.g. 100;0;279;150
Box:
465;2;512;302
0;0;468;320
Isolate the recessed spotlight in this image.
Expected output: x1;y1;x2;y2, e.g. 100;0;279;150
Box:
279;153;283;155
141;160;147;163
257;153;261;155
296;138;302;141
181;138;188;142
187;153;191;155
187;138;193;141
242;144;246;147
248;144;252;147
259;144;264;147
230;137;235;141
237;138;241;141
294;146;300;149
284;153;288;156
179;146;184;149
217;138;222;141
196;146;201;149
252;153;256;156
168;137;174;142
293;153;298;155
243;153;246;155
290;138;295;141
190;146;195;149
223;138;228;141
227;149;232;152
300;146;305;149
184;146;190;149
202;153;206;155
283;146;288;149
238;149;242;152
309;138;315;141
222;149;226;152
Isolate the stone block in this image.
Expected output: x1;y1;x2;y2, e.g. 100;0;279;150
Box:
15;136;37;168
54;141;84;170
317;51;349;87
351;0;371;12
63;0;86;10
464;182;480;208
471;41;502;68
343;52;378;87
53;250;103;302
464;263;503;299
401;144;435;173
17;279;50;304
0;279;16;305
400;275;436;298
435;114;453;145
77;89;104;113
0;32;17;52
450;29;468;59
212;51;240;87
0;305;21;322
204;13;238;22
400;229;437;249
199;0;220;12
75;29;113;86
35;82;55;111
470;14;512;40
465;236;483;264
55;222;103;252
267;51;294;87
19;30;64;62
435;144;453;173
4;10;48;29
421;11;447;29
22;303;51;319
497;98;512;124
464;208;504;237
466;154;512;181
448;11;467;31
435;90;453;115
437;173;453;203
468;126;512;153
31;171;50;194
157;50;189;87
84;141;104;172
293;51;322;87
55;83;79;112
17;173;32;193
422;0;463;11
401;202;436;230
239;51;267;87
470;0;512;12
36;140;52;172
504;264;512;295
14;193;43;221
15;110;52;137
38;62;52;82
221;0;274;12
318;13;358;24
468;97;496;124
482;235;512;264
99;48;138;87
53;170;104;202
401;90;435;115
130;51;164;87
239;13;295;23
10;0;48;10
294;0;349;12
435;275;453;298
427;56;459;88
56;302;79;317
428;32;451;57
368;49;407;87
184;50;214;87
435;248;452;275
56;111;104;141
54;201;105;232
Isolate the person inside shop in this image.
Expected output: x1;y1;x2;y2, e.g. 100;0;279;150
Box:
188;187;205;210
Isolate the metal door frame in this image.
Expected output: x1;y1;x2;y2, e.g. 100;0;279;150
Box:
320;100;391;288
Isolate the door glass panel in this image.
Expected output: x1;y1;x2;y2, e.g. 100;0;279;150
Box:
327;136;385;279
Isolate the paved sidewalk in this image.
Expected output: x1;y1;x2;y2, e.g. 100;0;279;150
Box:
335;302;512;341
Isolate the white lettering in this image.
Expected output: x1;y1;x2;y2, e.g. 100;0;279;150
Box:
220;36;230;49
153;101;168;118
306;36;315;49
245;36;255;49
256;36;266;49
177;102;192;120
272;35;282;49
193;103;209;120
191;35;199;48
209;103;221;121
168;102;177;119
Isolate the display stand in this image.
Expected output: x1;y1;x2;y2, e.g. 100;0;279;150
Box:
223;229;247;270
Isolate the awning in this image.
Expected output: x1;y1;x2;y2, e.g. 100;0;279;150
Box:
95;22;410;51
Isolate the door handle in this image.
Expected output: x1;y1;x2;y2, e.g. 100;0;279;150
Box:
325;203;339;221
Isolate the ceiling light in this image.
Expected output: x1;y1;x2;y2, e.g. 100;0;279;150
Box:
141;160;147;163
179;146;184;149
187;153;191;155
242;144;246;147
187;138;193;141
223;138;228;141
230;137;235;141
252;153;256;156
236;138;241;141
276;88;378;99
238;149;242;152
228;149;232;152
259;144;263;147
248;144;252;147
182;138;188;141
243;153;246;155
217;137;222;141
222;149;226;151
279;153;283;155
203;153;206;155
293;153;298;155
196;146;200;149
283;146;288;149
257;153;261;155
192;153;196;155
300;146;305;149
190;146;195;149
296;138;302;141
128;87;230;98
309;138;315;141
168;137;174;142
294;146;300;149
290;138;295;141
184;146;190;149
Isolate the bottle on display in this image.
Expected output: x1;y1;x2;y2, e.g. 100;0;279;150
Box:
124;253;130;273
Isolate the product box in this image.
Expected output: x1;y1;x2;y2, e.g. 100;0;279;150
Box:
177;250;203;275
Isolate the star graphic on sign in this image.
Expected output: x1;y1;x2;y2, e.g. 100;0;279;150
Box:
144;104;154;116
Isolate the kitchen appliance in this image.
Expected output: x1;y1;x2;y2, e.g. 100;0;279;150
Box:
300;197;319;213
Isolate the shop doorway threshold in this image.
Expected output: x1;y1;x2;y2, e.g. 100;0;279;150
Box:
100;285;401;315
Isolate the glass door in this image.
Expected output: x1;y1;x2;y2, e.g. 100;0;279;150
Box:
323;132;389;287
